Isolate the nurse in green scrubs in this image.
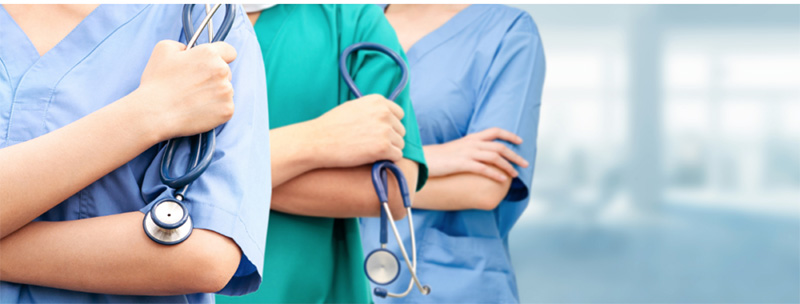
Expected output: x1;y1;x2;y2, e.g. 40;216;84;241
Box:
217;4;428;303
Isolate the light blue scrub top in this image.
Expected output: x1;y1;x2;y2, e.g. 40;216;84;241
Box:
361;5;545;303
0;5;270;303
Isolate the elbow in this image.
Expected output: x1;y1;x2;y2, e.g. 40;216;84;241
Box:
472;186;508;211
184;230;242;293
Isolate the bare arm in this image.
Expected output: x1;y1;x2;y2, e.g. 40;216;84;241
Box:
272;158;419;220
0;212;240;295
0;41;237;238
0;92;157;238
412;128;528;211
414;170;512;211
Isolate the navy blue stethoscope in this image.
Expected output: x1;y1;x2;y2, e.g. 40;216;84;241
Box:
143;4;235;245
339;43;432;298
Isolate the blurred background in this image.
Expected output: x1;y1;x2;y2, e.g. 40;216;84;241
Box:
508;4;799;303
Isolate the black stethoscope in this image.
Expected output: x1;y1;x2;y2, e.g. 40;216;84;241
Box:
339;42;432;298
142;4;235;245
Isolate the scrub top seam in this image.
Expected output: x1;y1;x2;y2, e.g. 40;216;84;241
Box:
0;56;9;144
190;200;262;249
509;33;542;150
43;5;150;133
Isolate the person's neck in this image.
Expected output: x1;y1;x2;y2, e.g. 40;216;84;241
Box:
386;4;470;15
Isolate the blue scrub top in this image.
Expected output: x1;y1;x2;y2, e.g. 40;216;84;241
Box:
0;5;270;303
361;5;545;303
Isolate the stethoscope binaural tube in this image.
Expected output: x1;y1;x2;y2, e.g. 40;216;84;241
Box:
143;4;236;246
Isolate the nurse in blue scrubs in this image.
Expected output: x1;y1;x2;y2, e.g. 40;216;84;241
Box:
0;5;270;302
361;4;545;303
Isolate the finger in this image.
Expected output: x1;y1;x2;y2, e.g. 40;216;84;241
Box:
155;40;187;53
473;127;522;144
206;41;237;63
464;161;507;183
483;142;529;168
388;129;405;151
387;145;404;162
474;151;518;178
388;116;406;137
381;99;405;120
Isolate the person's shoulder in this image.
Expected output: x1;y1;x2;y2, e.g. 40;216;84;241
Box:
479;5;540;36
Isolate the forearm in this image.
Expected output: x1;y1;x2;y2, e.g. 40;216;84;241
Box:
269;123;320;187
272;158;419;220
0;90;163;238
414;169;512;211
0;212;240;295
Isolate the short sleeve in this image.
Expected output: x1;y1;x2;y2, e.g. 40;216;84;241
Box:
467;13;546;202
138;6;271;296
338;5;429;190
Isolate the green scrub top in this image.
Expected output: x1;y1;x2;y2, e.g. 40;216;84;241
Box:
217;4;427;304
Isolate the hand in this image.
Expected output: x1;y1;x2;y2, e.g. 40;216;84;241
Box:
304;94;406;168
133;40;238;141
424;127;529;182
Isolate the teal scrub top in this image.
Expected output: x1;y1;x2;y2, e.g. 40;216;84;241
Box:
0;5;271;303
216;4;427;304
361;4;546;303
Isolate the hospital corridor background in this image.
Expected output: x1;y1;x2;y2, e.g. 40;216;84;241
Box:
506;4;799;303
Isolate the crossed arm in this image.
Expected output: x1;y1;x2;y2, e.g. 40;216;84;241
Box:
268;95;418;220
0;41;244;294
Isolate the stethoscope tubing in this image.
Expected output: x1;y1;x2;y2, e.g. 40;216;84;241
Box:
382;204;428;296
338;42;409;101
145;4;235;246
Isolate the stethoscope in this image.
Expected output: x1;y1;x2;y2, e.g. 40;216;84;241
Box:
142;4;236;246
339;42;432;298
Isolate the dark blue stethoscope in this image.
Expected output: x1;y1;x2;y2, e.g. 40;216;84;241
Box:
339;43;432;298
142;4;236;246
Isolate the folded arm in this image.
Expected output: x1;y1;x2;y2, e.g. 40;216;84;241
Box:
0;212;241;295
413;170;511;211
271;158;418;220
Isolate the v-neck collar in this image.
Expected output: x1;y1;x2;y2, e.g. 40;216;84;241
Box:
0;5;147;89
404;5;489;64
0;4;148;144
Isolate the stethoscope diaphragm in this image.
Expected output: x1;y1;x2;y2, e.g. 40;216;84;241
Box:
143;199;193;245
365;248;401;285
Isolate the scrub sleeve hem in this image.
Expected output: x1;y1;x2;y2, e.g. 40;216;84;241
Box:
402;141;428;191
138;200;264;296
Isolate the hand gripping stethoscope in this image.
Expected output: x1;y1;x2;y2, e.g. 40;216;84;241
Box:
142;4;236;245
339;42;432;298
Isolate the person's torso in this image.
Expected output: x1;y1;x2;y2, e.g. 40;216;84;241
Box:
360;5;533;303
0;4;227;303
217;5;383;303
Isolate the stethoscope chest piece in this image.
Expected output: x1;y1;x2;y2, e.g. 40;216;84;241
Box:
365;248;401;285
143;199;193;245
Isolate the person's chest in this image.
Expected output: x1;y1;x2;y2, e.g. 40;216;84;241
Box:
2;4;98;56
255;5;357;129
0;5;161;148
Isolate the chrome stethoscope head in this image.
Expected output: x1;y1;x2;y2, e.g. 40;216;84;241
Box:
143;4;234;246
143;197;194;245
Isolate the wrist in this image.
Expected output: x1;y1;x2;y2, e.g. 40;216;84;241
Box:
273;122;321;171
119;88;168;145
